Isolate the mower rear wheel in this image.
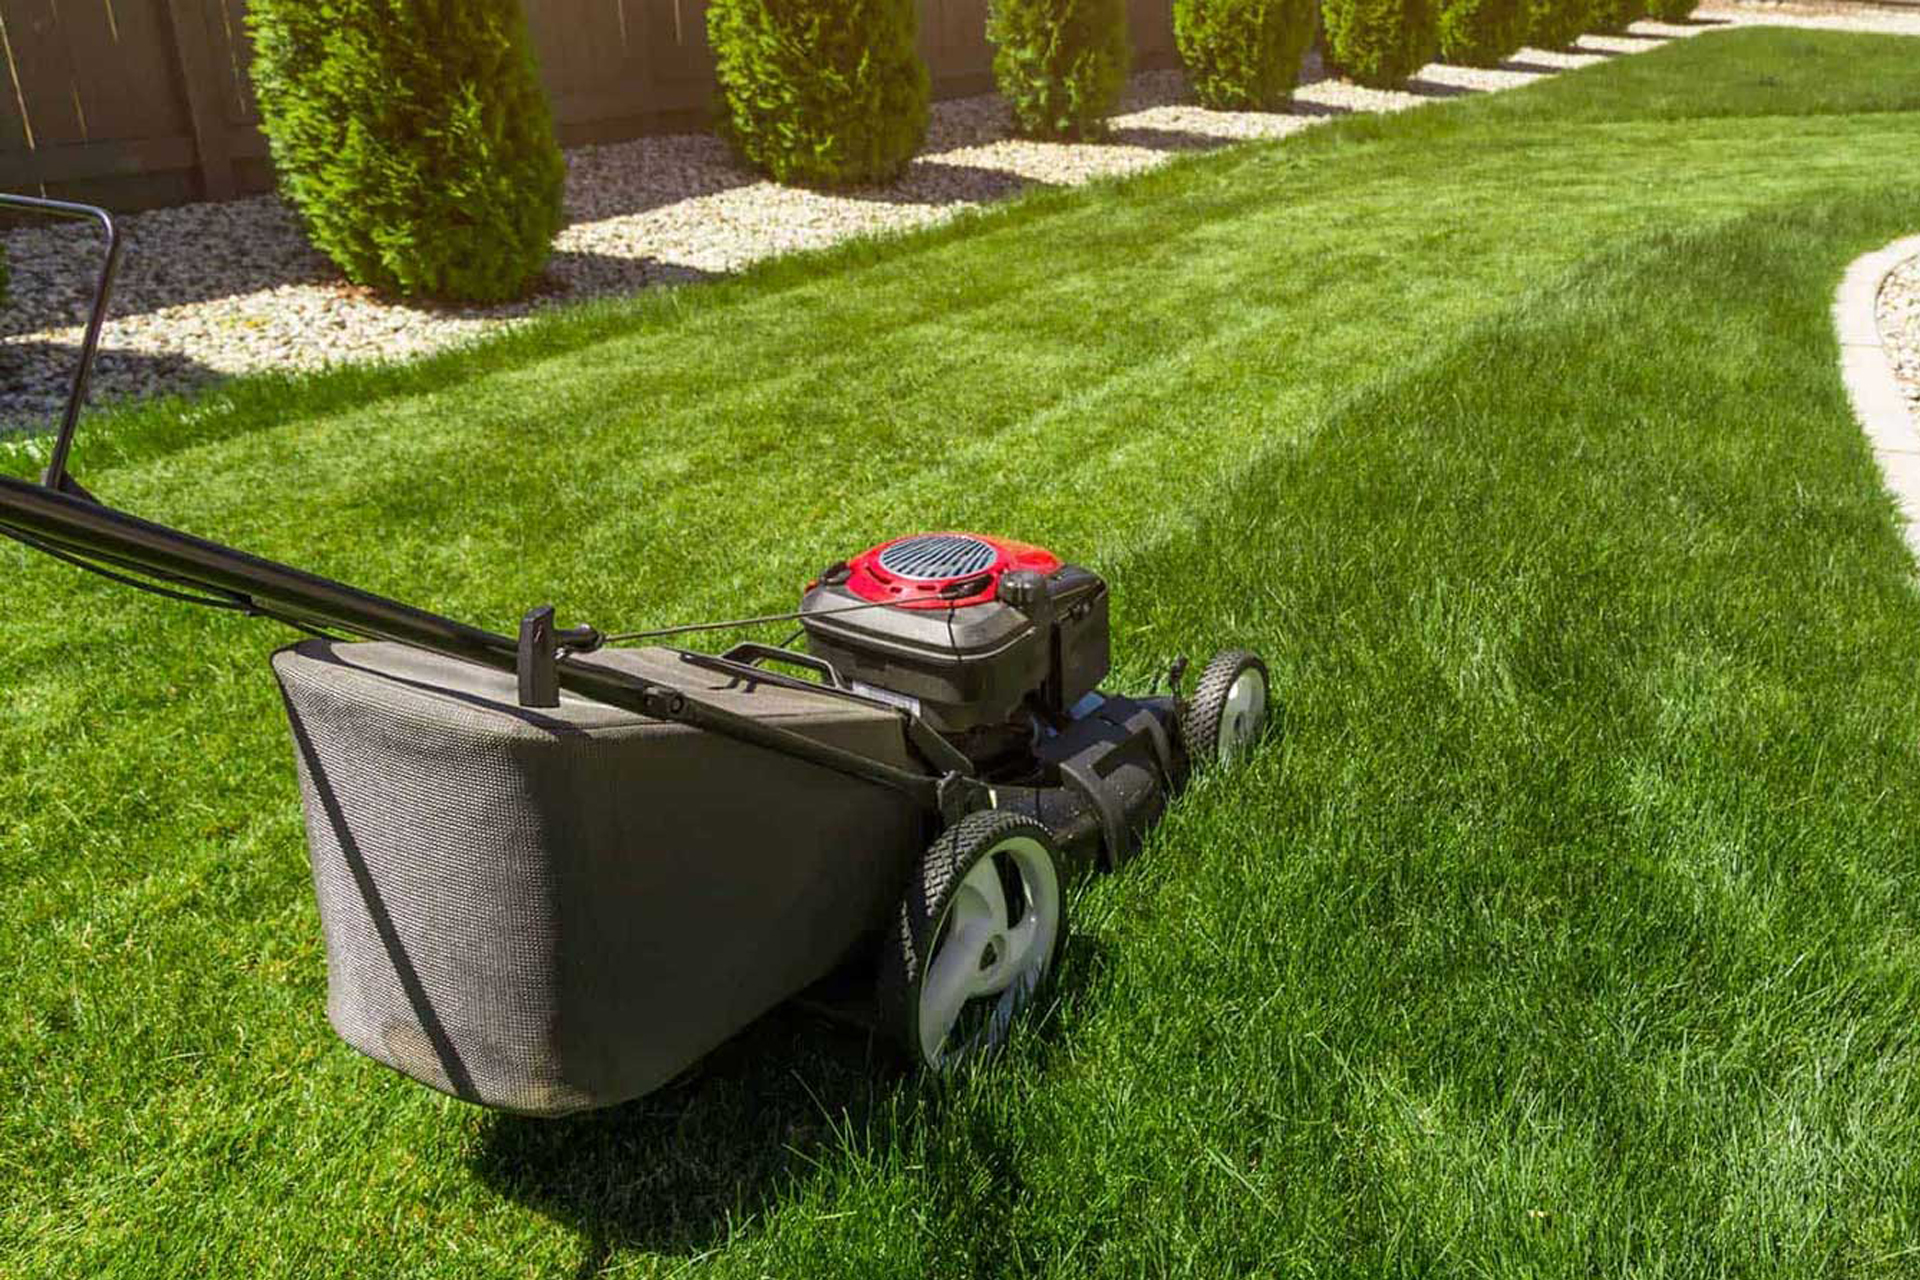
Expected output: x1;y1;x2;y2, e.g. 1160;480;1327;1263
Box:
879;809;1065;1072
1182;649;1271;767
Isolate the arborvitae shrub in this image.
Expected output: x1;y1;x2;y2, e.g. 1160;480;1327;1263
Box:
1588;0;1644;32
1521;0;1588;49
248;0;564;304
708;0;930;186
1646;0;1696;20
1437;0;1525;65
1173;0;1319;110
988;0;1131;138
1320;0;1440;88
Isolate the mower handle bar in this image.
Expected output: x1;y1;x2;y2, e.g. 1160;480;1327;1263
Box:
0;189;966;811
0;193;122;495
0;474;961;809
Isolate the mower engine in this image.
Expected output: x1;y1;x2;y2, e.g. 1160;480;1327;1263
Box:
800;533;1112;770
796;528;1267;878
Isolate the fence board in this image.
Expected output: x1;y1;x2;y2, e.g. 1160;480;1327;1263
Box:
655;10;713;132
203;0;256;123
47;0;131;140
639;0;713;106
924;0;992;84
0;22;29;153
1130;0;1176;59
4;0;86;148
0;132;193;185
2;0;1176;207
582;1;634;85
524;0;581;99
164;0;235;197
109;1;191;137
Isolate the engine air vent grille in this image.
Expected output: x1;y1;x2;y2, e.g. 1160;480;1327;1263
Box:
876;534;998;581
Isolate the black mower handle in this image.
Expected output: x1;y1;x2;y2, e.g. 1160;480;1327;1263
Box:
0;193;981;821
0;192;122;497
0;474;970;813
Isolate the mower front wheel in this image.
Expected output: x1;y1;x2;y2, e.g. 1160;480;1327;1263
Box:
1182;648;1271;767
879;809;1065;1073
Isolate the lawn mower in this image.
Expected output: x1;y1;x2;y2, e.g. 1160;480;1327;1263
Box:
0;194;1273;1116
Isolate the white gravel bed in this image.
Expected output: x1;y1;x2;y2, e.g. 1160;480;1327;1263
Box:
1878;254;1920;409
1700;0;1920;35
2;0;1913;429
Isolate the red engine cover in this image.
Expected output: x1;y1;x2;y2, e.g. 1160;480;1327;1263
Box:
826;532;1061;610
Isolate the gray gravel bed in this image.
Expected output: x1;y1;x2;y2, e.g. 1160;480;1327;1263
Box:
3;1;1914;429
1879;254;1920;410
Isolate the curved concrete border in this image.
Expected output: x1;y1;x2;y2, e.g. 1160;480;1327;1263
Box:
1836;235;1920;560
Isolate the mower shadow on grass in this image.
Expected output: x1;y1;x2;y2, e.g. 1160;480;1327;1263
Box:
471;1006;902;1262
469;929;1117;1263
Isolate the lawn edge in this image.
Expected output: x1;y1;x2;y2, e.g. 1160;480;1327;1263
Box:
1835;232;1920;562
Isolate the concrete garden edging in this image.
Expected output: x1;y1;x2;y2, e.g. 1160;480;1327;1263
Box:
1835;235;1920;562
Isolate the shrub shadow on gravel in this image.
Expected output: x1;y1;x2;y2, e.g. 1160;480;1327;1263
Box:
562;141;763;223
0;200;332;334
1500;56;1579;74
1404;77;1480;99
1109;124;1247;152
539;251;717;300
839;161;1055;206
0;340;224;435
1288;100;1360;118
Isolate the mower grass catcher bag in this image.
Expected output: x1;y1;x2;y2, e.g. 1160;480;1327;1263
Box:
272;639;922;1115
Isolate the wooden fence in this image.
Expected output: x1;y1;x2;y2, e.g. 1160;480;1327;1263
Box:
0;0;1177;210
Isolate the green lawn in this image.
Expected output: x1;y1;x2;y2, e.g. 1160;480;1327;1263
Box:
7;27;1920;1276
